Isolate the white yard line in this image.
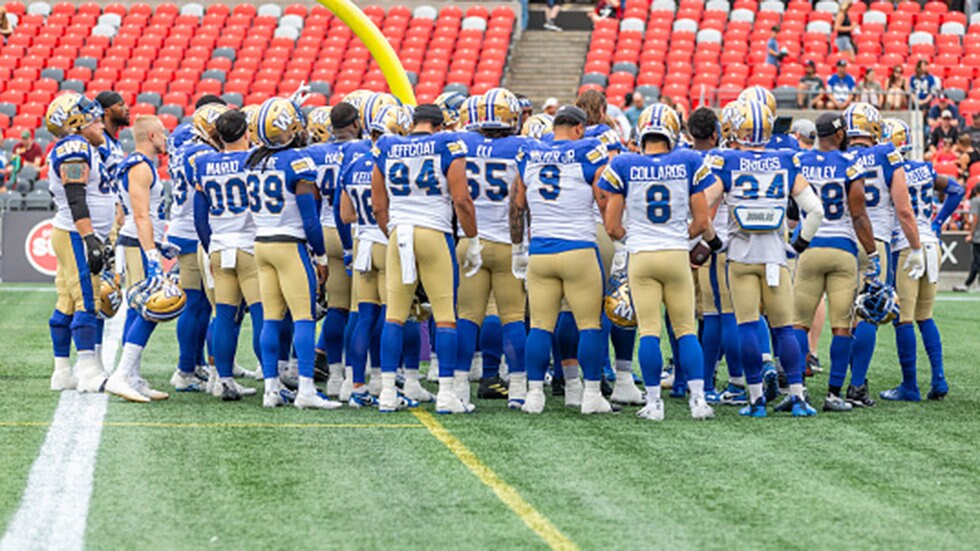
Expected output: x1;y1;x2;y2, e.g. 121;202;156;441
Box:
0;392;108;551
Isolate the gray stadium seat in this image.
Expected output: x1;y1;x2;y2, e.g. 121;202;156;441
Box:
0;103;17;118
33;179;49;193
137;93;162;108
863;11;887;26
773;86;798;110
121;138;135;154
97;13;121;28
650;0;676;13
941;22;965;36
212;48;236;61
461;16;487;32
443;83;469;96
0;192;14;212
730;9;755;23
814;1;839;14
158;104;186;120
413;6;438;20
673;19;698;33
60;80;86;93
274;26;299;40
4;193;24;211
91;24;118;38
74;57;98;71
221;93;244;107
309;81;332;97
181;115;195;125
909;31;934;45
25;189;52;210
945;88;967;103
202;69;226;83
40;68;64;82
15;179;30;195
705;0;729;13
180;3;205;18
257;3;282;18
611;62;638;76
118;128;134;142
697;29;722;44
760;0;784;13
280;14;304;30
405;72;418;86
581;73;608;87
634;85;660;103
27;2;51;16
619;18;645;33
35;128;54;143
301;106;315;118
18;165;39;184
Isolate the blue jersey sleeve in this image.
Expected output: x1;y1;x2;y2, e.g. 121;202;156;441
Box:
687;151;711;194
578;139;608;185
440;134;467;175
597;155;627;195
701;151;728;191
284;151;317;194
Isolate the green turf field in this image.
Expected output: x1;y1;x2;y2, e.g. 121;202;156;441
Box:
2;284;979;550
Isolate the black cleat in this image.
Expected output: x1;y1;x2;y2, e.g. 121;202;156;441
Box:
551;374;565;396
477;376;509;399
600;377;613;398
805;354;823;376
822;392;853;412
772;395;794;413
846;383;876;408
313;351;329;383
221;381;242;402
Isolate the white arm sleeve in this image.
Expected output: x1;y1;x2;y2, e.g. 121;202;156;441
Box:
793;185;824;242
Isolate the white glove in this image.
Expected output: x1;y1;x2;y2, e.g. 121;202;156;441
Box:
610;240;628;278
511;242;529;280
462;238;483;278
159;240;181;260
904;247;925;280
289;80;312;107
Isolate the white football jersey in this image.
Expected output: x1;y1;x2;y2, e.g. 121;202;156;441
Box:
246;148;318;240
49;135;115;241
850;142;903;242
117;152;166;242
168;140;214;242
193;149;257;252
796;149;867;252
459;132;524;244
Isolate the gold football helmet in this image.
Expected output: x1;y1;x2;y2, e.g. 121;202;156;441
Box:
98;271;123;319
636;104;682;149
458;95;481;131
738;85;777;116
241;104;260;146
882;117;911;155
473;87;521;131
729;100;774;147
604;273;636;328
435;91;468;129
520;113;554;139
255;97;304;149
45;92;104;138
307;106;333;144
719;100;745;146
192;103;231;149
368;105;411;137
843;102;882;141
128;277;187;323
359;92;401;132
341;89;373;113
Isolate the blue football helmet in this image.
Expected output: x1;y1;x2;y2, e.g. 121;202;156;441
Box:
854;279;899;325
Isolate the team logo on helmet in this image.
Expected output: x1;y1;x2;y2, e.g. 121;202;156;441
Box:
882;117;911;154
474;88;521;131
307;106;333;144
738;86;777;115
637;104;681;149
45;93;103;138
256;97;305;149
99;271;123;319
458;95;481;131
128;277;187;323
192;103;231;149
435;91;468;129
729;100;773;147
368;105;411;136
521;113;554;139
854;279;899;325
843;103;882;140
359;93;401;133
604;273;637;328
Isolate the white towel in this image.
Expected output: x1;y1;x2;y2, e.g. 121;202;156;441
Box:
396;224;417;284
353;242;373;272
115;245;125;277
765;263;781;287
925;242;940;284
220;248;237;270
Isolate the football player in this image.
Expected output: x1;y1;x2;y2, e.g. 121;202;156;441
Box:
167;99;230;391
882;118;964;401
701;100;826;417
191;109;263;401
739;86;800;152
45;93;114;393
104;116;175;402
371;104;476;413
510;105;615;414
454;89;529;408
792;113;878;413
247;97;339;410
435;91;467;130
843;103;924;402
599;104;718;420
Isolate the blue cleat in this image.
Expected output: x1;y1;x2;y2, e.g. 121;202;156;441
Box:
669;380;687;398
927;378;949;401
705;390;723;404
762;361;779;402
790;395;818;417
348;387;377;409
879;386;921;402
739;397;767;418
719;383;748;405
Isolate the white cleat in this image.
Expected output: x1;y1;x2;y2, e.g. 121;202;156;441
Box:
426;356;440;382
105;371;151;403
263;388;294;408
468;352;483;381
581;391;618;415
367;368;382;397
338;377;353;402
403;380;436;403
564;377;584;408
611;379;645;405
508;373;527;410
170;369;205;392
76;366;107;393
215;378;257;398
454;372;471;406
636;399;665;421
436;391;476;414
50;368;78;391
689;395;716;420
294;392;343;410
325;373;344;397
233;362;259;379
132;376;170;401
521;388;546;414
207;366;221;397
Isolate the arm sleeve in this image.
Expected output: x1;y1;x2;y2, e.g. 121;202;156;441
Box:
64;179;91;222
794;185;824;242
935;177;965;227
193;191;211;252
297;192;326;257
332;187;353;250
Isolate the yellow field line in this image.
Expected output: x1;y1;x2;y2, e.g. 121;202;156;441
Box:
0;421;424;429
412;410;579;551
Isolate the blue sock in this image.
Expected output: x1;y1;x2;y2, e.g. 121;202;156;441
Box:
213;304;239;378
578;328;603;381
70;311;97;352
678;334;704;383
123;312;156;348
638;335;663;387
600;316;614;379
895;322;918;390
260;319;283;380
350;304;380;384
370;310;383;369
665;315;684;385
550;331;562;379
278;316;294;362
205;317;215;365
480;315;503;379
757;316;772;357
455;318;480;375
380;321;404;374
555;311;578;361
794;327;809;361
321;308;348;365
611;324;635;362
526;328;553;382
435;326;457;378
49;310;72;358
738;321;763;386
829;334;853;389
720;313;742;379
403;320;421;370
95;317;104;347
343;311;358;369
196;300;212;366
850;321;877;387
249;303;264;362
701;315;721;392
501;321;527;374
176;289;205;374
774;326;802;385
917;319;945;384
292;320;317;379
123;307;138;345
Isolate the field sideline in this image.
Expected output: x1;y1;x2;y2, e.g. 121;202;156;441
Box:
1;284;979;550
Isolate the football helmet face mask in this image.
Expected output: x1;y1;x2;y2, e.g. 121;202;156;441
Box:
730;100;774;147
127;277;187;323
45;92;104;138
435;91;468;129
854;279;900;325
719;100;745;147
636;104;681;149
604;273;637;328
882;117;911;155
255;97;305;149
738;86;777;116
368;105;411;137
843;102;882;141
192;103;231;149
520;113;554;139
98;271;123;320
306;106;333;144
474;88;521;131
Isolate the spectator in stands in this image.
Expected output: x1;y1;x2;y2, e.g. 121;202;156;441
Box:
0;151;10;193
910;59;939;108
834;0;856;62
955;133;978;181
766;26;786;70
544;0;563;32
935;137;958;165
13;131;44;169
624;92;644;129
543;97;559;117
953;186;980;292
790;118;816;150
965;114;980;147
855;68;884;109
588;0;622;24
797;60;827;109
659;95;687;126
0;7;12;44
928;93;961;128
827;60;856;109
926;112;959;161
884;65;909;110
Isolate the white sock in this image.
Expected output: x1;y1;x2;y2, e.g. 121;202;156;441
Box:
380;371;396;393
298;376;316;396
344;366;353;380
438;376;454;394
509;372;527;398
454;370;468;384
220;376;233;384
584;380;601;394
54;357;71;372
646;385;661;404
328;362;343;379
94;343;104;370
405;368;421;381
730;376;746;387
790;383;804;398
562;363;580;380
277;360;289;375
615;359;633;374
264;377;281;394
370;367;381;381
687;379;705;399
528;380;544;393
117;343;143;379
748;383;763;402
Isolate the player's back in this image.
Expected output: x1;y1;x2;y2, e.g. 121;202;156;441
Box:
305;140;347;228
49;134;114;240
849;142;902;240
459;131;524;243
900;159;938;244
341;139;386;244
246;147;317;240
796;149;863;250
195;149;256;250
169;140;214;241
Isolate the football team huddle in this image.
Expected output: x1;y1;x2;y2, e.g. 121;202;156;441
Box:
40;82;962;420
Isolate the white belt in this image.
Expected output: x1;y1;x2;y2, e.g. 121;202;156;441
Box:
925;242;940;284
396;224;416;284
